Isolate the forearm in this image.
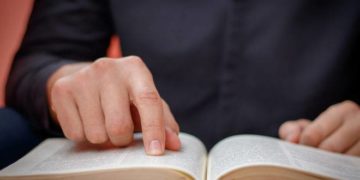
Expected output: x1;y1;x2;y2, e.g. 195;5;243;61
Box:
5;0;113;135
5;54;77;135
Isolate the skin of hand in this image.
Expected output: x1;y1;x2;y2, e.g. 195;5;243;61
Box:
47;56;181;155
279;100;360;156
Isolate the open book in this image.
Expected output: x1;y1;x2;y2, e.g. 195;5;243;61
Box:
1;133;360;180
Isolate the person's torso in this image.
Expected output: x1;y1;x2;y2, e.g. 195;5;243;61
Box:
108;0;360;148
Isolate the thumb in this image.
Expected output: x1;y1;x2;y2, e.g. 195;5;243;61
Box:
279;119;311;143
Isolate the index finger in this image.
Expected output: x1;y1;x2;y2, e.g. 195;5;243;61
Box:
124;57;165;155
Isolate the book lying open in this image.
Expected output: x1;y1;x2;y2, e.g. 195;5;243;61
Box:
1;133;360;180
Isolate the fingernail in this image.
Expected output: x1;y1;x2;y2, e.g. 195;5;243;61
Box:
149;140;163;155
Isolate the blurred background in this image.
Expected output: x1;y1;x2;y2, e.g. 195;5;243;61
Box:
0;0;121;108
0;0;34;107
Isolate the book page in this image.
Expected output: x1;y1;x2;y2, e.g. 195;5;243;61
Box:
207;135;360;180
0;133;207;180
280;140;360;179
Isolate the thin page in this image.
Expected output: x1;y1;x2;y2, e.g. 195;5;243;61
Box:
0;133;207;180
280;140;360;179
207;135;360;180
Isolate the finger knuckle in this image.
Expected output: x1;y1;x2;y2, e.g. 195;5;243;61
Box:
122;56;145;68
86;130;108;144
52;78;72;96
93;58;113;70
65;130;84;142
329;100;359;113
135;90;161;105
143;121;162;130
128;55;143;63
74;69;89;82
111;135;133;147
107;121;133;137
341;100;359;111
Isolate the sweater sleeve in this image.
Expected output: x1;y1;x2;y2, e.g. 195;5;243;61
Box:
6;0;114;136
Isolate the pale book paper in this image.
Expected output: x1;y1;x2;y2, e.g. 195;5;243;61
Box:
0;133;207;180
207;135;360;180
